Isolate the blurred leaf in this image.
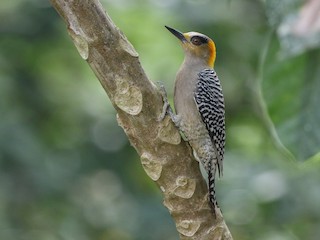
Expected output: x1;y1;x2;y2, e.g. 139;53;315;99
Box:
260;0;320;162
265;0;320;57
260;35;320;161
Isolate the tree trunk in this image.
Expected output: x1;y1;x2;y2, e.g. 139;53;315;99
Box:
50;0;233;239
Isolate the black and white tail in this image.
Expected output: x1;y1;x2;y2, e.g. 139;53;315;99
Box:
208;161;219;209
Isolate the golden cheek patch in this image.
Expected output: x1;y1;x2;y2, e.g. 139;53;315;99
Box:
207;40;216;68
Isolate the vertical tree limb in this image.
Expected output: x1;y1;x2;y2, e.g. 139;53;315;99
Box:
50;0;233;239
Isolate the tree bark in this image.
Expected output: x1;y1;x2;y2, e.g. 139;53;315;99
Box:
50;0;233;239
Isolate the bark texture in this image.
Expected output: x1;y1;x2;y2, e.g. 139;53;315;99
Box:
50;0;233;239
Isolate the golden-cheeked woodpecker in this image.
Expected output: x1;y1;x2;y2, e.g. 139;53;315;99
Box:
161;26;225;213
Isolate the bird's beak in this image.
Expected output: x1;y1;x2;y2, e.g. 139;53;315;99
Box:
165;26;187;43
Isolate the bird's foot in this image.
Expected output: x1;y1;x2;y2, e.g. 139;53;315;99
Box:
157;82;171;121
157;82;182;128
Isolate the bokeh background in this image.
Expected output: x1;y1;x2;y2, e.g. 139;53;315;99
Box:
1;0;320;239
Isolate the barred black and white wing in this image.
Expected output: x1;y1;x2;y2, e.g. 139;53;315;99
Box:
194;69;225;177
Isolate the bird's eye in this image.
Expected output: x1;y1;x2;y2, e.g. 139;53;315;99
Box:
191;37;202;46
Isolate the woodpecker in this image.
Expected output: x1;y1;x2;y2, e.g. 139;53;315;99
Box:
162;26;225;211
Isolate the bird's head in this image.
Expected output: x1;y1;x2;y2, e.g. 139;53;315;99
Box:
165;26;216;68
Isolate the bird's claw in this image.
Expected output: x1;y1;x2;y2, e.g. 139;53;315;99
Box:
157;82;172;121
157;82;182;129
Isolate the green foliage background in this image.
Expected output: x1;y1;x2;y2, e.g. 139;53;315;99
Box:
1;0;320;239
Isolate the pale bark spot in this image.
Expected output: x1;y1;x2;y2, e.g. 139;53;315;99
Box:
119;31;139;57
174;176;196;199
68;29;89;60
141;152;162;181
176;219;201;237
114;77;142;115
158;117;181;145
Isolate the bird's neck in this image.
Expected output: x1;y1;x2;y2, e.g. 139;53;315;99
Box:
182;54;212;71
